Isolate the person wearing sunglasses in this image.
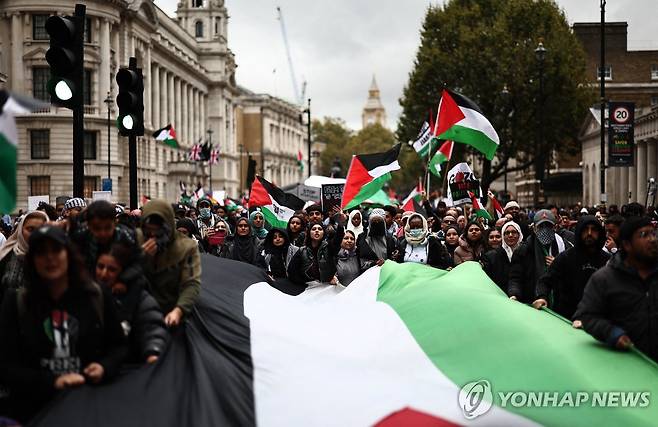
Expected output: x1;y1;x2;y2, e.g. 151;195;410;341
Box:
576;216;658;363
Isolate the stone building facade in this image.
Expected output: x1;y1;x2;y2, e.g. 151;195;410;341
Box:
235;88;306;191
0;0;240;210
575;22;658;206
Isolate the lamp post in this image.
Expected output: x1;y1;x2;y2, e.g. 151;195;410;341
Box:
599;0;607;205
207;128;213;193
238;143;244;195
535;41;547;207
500;84;511;199
103;91;113;183
302;99;312;177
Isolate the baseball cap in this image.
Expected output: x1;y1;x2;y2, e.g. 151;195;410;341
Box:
28;225;69;248
533;209;556;226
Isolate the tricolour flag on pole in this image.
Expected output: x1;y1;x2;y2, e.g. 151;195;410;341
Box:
401;182;424;213
488;190;504;219
428;140;454;178
469;191;493;220
435;89;500;160
341;144;401;210
297;150;304;171
249;176;305;228
153;124;179;148
0;90;47;213
32;257;658;427
409;121;438;158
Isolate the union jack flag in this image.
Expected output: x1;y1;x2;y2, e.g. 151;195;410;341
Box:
209;149;220;165
188;143;202;161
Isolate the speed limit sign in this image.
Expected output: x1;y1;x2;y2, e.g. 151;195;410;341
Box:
612;106;631;124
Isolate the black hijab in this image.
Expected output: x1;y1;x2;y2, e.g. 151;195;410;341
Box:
232;218;256;263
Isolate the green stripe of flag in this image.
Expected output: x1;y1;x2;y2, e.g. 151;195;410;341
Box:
260;205;289;229
376;261;658;426
438;125;497;161
343;173;391;210
0;132;17;214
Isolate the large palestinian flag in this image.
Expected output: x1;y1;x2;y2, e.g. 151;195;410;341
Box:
341;144;401;210
249;175;305;228
436;89;500;160
0;90;47;213
32;257;658;426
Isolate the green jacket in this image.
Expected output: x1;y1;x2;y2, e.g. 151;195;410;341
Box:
140;200;201;315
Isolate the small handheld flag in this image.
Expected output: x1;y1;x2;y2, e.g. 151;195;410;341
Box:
153;124;178;148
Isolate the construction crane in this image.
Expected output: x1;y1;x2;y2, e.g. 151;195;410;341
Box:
276;5;306;106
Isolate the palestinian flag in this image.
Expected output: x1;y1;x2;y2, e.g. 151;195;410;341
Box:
249;175;305;228
33;257;658;427
341;144;401;210
0;90;47;213
409;121;437;157
488;190;504;219
297;150;304;171
436;89;499;160
401;183;423;213
469;191;493;220
428;140;454;178
152;124;178;148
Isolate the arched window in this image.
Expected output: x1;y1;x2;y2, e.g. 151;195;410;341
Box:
195;21;204;38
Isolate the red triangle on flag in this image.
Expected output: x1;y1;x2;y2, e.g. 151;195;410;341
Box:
436;90;465;136
249;176;271;206
341;156;372;209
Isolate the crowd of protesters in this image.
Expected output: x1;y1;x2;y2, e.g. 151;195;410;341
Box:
0;190;656;424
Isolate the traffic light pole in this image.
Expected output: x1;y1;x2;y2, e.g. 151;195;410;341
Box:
72;4;85;198
129;135;137;210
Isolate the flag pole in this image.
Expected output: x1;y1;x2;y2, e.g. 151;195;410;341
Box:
441;156;451;199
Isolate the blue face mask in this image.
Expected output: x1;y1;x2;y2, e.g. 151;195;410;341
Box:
199;208;212;219
409;229;424;238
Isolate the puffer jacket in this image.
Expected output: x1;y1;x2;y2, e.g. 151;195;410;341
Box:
288;225;343;284
140;200;201;315
536;216;610;319
575;253;658;362
453;236;485;266
109;267;168;362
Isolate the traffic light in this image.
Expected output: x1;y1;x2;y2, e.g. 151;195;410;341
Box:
115;58;144;136
45;4;85;109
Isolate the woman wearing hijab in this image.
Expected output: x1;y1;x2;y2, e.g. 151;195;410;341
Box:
0;211;49;304
481;221;523;293
261;228;298;280
286;214;306;247
346;210;364;241
288;222;343;286
357;208;397;265
443;225;460;267
453;220;486;266
395;213;451;269
220;217;266;268
249;210;268;241
333;230;370;287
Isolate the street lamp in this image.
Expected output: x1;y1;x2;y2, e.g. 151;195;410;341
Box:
207;128;213;193
500;84;511;199
534;41;547;207
103;91;113;183
302;99;312;177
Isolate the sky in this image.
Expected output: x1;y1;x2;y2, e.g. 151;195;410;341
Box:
154;0;657;131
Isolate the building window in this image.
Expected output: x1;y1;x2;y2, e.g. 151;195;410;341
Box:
30;130;50;159
651;96;658;107
33;14;49;40
652;64;658;80
214;17;220;35
84;176;98;199
597;65;612;81
29;176;50;196
32;67;50;101
84;69;92;105
84;131;97;159
192;0;204;7
195;21;204;38
84;17;92;43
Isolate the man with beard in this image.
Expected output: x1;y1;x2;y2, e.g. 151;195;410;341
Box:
508;209;573;303
357;208;398;265
533;216;610;323
603;215;624;255
576;216;658;362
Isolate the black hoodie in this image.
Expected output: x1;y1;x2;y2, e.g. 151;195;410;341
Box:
536;215;610;319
